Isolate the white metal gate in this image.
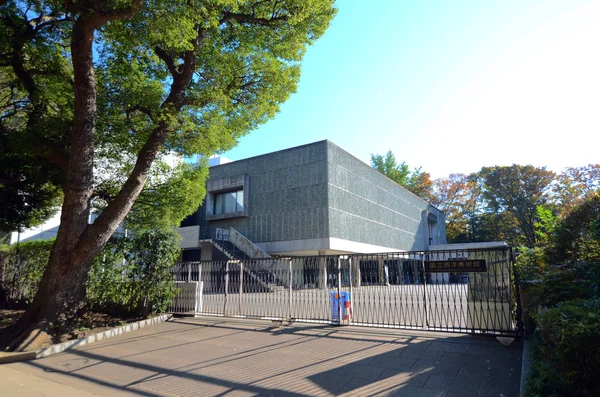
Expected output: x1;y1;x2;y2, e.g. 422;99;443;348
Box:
168;247;519;336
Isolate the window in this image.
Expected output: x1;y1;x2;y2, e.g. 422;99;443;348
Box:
428;221;435;245
214;190;244;215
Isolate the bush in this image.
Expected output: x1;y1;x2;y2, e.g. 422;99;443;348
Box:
515;246;546;283
535;262;600;308
1;228;181;316
526;299;600;396
0;239;54;303
86;228;181;315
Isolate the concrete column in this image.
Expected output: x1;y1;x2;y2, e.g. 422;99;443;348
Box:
351;258;361;287
318;250;327;289
200;242;212;261
378;257;386;285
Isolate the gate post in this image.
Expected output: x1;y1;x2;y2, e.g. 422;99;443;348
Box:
347;256;353;325
197;262;203;314
511;247;525;338
422;253;429;329
223;261;230;315
337;256;343;324
239;261;244;316
288;259;293;321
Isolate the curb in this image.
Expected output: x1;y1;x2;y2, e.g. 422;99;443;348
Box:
0;350;37;364
0;313;172;364
520;339;532;395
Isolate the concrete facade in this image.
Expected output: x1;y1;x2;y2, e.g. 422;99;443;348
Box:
180;140;446;257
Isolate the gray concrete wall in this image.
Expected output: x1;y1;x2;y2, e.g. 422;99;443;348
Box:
326;142;446;251
204;141;330;244
188;140;446;253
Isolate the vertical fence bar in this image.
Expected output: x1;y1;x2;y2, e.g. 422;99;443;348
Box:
239;261;244;316
288;259;293;321
196;262;204;313
422;252;429;329
187;262;192;282
511;247;524;337
337;256;342;324
224;261;230;315
348;256;353;325
198;262;202;286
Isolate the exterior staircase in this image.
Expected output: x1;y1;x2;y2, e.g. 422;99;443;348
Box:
204;227;289;292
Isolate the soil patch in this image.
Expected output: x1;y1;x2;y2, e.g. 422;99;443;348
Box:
1;309;145;351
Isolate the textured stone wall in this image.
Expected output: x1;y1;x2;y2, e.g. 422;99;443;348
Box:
186;140;446;251
326;142;446;251
205;141;330;243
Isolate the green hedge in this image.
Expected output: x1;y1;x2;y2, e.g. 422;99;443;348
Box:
86;229;180;315
0;239;55;303
0;229;180;316
535;262;600;308
526;299;600;396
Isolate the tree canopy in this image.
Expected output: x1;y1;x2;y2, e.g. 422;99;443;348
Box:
0;0;336;348
370;150;433;200
1;1;336;232
478;165;555;247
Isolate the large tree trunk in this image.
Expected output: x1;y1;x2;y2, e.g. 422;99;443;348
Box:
2;12;148;350
4;16;101;350
1;1;192;351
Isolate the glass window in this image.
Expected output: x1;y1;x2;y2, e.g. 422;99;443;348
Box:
214;189;243;215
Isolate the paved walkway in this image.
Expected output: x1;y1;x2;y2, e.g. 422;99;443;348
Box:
1;317;522;396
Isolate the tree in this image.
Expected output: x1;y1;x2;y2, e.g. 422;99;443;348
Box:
0;0;336;348
407;167;434;202
371;150;433;200
478;165;555;247
0;69;63;232
0;148;62;233
552;193;600;263
552;164;600;215
431;173;479;242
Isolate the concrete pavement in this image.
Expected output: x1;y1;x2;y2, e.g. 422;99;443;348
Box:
1;317;522;396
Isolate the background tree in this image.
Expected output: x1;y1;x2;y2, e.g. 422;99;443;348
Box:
551;193;600;263
552;164;600;215
0;0;336;348
0;63;63;233
431;173;479;242
0;147;62;233
477;165;555;247
371;150;433;200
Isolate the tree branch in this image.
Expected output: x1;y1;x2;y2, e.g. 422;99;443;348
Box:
94;0;143;25
154;46;179;76
127;105;155;122
220;11;288;26
32;145;69;174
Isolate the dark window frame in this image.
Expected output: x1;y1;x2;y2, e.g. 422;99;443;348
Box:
213;189;244;216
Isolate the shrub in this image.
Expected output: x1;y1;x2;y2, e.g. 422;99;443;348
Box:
1;228;180;316
535;262;600;308
0;239;54;302
515;246;545;283
86;228;180;315
526;299;600;396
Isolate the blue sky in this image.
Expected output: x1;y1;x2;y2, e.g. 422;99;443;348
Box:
223;0;600;178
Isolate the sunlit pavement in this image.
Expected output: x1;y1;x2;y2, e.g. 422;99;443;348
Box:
2;317;522;396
